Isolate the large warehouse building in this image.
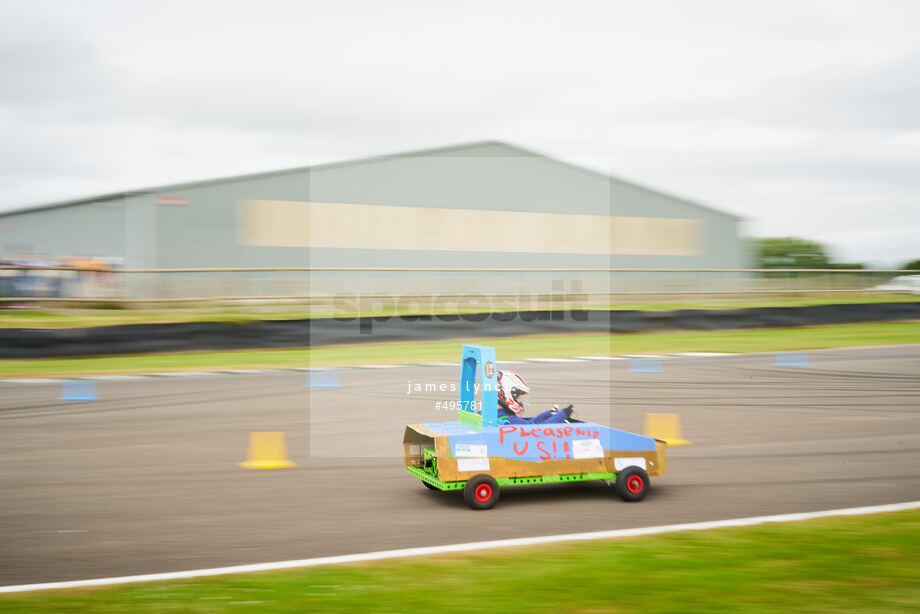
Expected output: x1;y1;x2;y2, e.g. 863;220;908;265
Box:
0;141;743;267
0;141;745;298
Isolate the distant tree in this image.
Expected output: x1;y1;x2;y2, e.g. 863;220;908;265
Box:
829;262;865;270
903;259;920;270
751;237;832;269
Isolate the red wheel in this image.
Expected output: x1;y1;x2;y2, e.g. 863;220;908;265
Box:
626;474;644;494
463;474;500;510
615;466;650;502
474;483;493;503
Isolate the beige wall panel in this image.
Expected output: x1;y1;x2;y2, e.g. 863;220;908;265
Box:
239;200;701;256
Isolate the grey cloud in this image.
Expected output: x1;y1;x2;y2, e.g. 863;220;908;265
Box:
760;51;920;131
0;20;115;112
623;48;920;133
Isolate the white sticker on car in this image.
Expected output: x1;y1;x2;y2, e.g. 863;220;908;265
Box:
572;438;604;459
614;457;647;471
454;444;488;458
457;457;490;472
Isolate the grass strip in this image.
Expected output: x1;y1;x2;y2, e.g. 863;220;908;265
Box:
0;321;918;378
2;509;918;613
1;295;918;328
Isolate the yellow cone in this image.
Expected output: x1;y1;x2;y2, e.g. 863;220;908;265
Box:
239;432;297;469
644;413;691;446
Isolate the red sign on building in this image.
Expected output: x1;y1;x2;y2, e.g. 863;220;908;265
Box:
156;195;189;206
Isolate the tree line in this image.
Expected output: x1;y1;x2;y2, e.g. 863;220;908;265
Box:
750;237;919;270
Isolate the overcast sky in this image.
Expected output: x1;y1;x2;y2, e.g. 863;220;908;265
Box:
1;0;918;266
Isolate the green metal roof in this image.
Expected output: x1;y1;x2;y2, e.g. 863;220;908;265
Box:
0;140;742;221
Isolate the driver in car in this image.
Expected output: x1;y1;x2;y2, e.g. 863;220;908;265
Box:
496;370;576;425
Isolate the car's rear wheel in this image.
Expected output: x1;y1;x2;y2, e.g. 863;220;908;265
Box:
615;466;650;502
463;474;500;510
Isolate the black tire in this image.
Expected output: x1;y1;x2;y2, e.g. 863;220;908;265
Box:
422;480;439;490
615;466;650;502
463;474;500;510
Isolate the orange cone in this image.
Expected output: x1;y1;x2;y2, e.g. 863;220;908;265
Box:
239;432;297;469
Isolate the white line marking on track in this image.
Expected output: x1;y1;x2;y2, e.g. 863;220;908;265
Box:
2;344;914;385
150;372;219;377
525;358;587;363
221;369;275;374
2;500;916;593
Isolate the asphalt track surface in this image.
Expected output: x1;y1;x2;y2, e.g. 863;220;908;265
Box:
1;345;919;586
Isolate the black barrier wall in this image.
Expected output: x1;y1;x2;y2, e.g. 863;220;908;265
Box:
1;302;918;359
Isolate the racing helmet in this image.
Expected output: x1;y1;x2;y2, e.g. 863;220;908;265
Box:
496;370;530;416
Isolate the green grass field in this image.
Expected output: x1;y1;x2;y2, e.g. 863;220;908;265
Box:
1;295;917;328
2;509;917;613
0;321;918;377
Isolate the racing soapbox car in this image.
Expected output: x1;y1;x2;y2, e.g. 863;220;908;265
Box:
404;344;676;509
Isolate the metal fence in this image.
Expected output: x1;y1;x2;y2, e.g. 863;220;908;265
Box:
0;266;916;309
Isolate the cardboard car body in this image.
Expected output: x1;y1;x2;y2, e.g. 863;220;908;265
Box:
404;344;671;508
